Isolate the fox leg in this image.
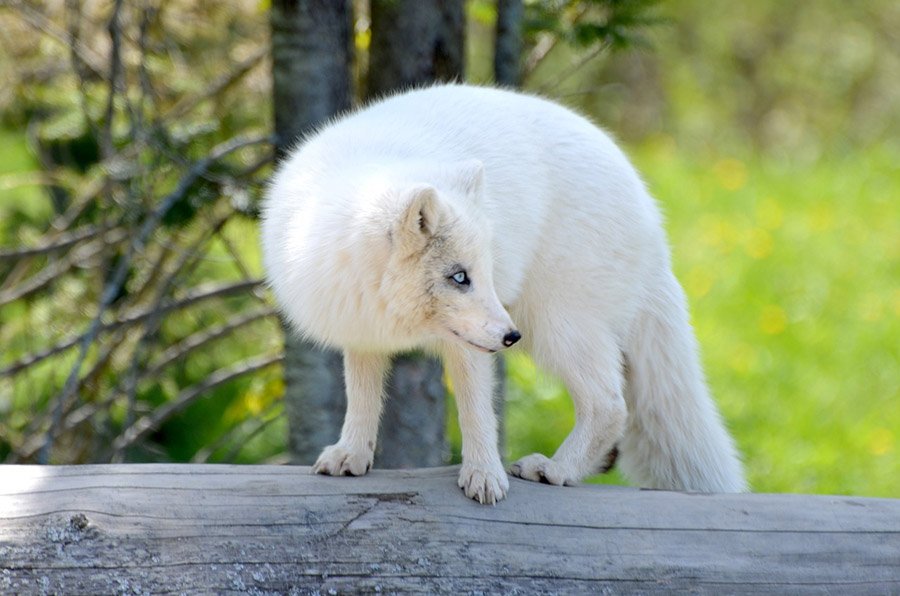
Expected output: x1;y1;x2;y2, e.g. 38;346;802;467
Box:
511;333;626;485
443;344;509;504
313;351;389;476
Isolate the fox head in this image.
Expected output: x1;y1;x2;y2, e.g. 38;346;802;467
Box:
379;161;521;353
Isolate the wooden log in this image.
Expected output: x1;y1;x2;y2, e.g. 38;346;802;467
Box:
1;464;898;594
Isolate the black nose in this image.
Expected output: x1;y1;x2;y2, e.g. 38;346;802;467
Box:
502;330;521;347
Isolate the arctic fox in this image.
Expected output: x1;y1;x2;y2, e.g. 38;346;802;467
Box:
262;84;747;504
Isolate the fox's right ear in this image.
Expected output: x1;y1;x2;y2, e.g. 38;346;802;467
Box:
395;184;440;250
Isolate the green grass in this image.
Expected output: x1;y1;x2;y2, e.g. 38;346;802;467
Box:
499;139;900;498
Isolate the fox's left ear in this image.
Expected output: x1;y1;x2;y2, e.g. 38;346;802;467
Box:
453;159;484;198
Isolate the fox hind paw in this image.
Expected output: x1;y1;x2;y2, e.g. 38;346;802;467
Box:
458;461;509;505
509;453;575;486
312;444;372;476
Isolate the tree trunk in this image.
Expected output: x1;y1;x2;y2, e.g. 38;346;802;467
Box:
270;0;353;463
280;323;347;464
494;0;523;86
366;0;466;468
377;353;447;467
367;0;465;97
271;0;352;159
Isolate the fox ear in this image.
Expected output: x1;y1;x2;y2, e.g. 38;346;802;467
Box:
455;159;484;197
396;184;440;248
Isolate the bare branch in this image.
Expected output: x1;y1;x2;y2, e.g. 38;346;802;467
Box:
133;2;159;138
208;213;255;281
522;3;591;84
121;278;266;327
97;304;275;454
0;173;106;294
145;307;275;379
119;211;234;430
20;308;275;461
0;170;64;193
1;335;80;380
164;44;268;121
65;0;101;143
12;324;133;461
7;0;107;76
7;279;269;462
0;224;111;260
0;228;129;306
48;172;109;233
523;34;559;80
537;42;610;95
0;278;264;379
111;353;283;455
101;0;125;158
190;401;282;463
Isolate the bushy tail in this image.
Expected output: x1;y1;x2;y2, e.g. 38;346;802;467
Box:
618;270;747;493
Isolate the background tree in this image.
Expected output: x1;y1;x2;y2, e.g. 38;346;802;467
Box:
494;0;523;86
367;0;465;96
270;0;354;465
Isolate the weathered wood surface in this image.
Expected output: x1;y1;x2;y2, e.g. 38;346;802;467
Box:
1;465;899;594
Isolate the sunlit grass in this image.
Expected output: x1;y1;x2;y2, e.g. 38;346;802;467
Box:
643;139;898;497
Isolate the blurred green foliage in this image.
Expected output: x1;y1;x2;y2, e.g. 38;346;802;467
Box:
1;0;897;496
522;0;662;50
0;0;281;465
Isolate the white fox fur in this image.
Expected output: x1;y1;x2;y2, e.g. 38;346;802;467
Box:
262;84;747;504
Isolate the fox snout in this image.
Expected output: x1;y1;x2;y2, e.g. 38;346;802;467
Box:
448;312;521;353
441;278;521;353
502;330;521;347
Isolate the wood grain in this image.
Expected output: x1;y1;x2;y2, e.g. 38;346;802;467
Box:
1;465;898;594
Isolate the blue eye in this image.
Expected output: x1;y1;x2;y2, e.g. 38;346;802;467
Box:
450;270;470;286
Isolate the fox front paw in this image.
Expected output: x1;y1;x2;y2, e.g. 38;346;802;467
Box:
509;453;575;486
312;443;372;476
458;461;509;505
